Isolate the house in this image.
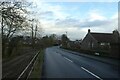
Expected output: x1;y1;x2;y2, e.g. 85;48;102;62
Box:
81;29;119;58
67;40;82;49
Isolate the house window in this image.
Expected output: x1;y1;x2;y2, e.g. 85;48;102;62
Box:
100;43;110;46
100;43;105;45
92;43;94;48
100;42;111;50
88;41;94;49
107;43;110;45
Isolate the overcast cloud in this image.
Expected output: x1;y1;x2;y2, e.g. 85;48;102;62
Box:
27;0;118;40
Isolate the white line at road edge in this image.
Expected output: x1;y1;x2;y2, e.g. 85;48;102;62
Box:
81;67;103;80
64;57;73;63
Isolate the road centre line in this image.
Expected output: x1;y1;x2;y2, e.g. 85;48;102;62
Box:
64;57;73;63
81;67;103;80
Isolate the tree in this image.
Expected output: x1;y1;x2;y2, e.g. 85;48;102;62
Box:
0;1;29;56
0;1;43;57
49;34;57;45
61;34;69;48
28;19;41;48
0;2;27;38
39;34;58;48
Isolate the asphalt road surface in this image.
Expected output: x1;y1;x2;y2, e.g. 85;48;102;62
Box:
43;46;120;79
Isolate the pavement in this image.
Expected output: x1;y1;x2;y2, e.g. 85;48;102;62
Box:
42;46;120;79
60;48;120;66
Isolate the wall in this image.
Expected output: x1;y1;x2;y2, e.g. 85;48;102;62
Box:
81;33;98;50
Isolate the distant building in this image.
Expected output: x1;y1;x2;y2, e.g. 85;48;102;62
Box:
67;40;82;49
81;29;119;58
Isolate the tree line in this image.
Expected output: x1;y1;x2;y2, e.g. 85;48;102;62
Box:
0;1;43;58
0;1;71;59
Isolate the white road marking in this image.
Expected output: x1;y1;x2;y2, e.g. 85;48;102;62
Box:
81;67;103;80
64;57;73;63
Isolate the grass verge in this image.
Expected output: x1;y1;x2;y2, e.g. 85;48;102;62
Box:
29;49;44;78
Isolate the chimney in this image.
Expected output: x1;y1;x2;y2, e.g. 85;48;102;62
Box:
113;30;119;36
88;29;90;33
113;30;119;43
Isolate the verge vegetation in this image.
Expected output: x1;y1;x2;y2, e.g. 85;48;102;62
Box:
29;49;44;78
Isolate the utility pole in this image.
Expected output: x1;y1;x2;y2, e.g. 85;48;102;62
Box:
34;25;37;45
35;25;37;39
31;24;34;48
30;19;34;48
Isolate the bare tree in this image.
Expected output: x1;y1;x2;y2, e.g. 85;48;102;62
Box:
0;1;43;56
0;1;30;56
0;2;27;38
61;34;69;48
28;19;42;48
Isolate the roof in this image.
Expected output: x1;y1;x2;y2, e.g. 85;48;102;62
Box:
90;33;114;43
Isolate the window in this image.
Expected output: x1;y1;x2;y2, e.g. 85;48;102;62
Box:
92;43;94;48
88;41;94;49
100;43;110;46
100;43;105;45
100;42;111;50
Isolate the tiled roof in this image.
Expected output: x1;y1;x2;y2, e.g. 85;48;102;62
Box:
90;33;114;43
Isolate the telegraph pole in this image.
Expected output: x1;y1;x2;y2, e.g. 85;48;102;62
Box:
35;25;37;39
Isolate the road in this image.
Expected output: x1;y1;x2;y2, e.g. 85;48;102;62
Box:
43;46;120;79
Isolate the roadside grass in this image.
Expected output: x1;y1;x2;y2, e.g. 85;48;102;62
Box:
29;49;44;78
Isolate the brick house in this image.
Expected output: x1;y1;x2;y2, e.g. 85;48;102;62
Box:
81;29;119;58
